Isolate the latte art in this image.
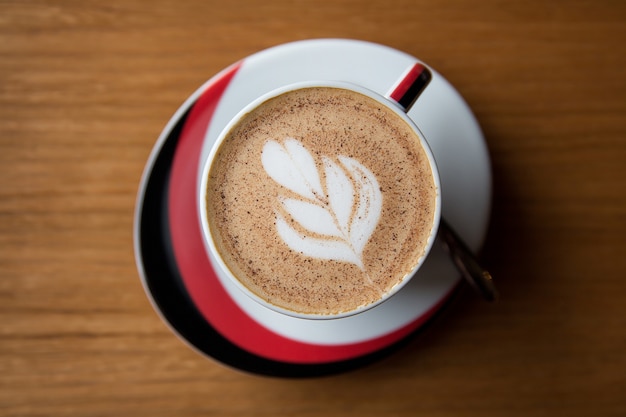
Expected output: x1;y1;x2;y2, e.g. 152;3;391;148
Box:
205;86;437;315
262;138;382;271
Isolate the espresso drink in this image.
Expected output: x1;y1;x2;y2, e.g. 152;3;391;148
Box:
206;87;437;315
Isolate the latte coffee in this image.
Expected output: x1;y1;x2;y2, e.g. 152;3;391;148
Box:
205;86;438;316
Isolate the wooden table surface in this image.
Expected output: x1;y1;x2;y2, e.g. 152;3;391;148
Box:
1;1;625;416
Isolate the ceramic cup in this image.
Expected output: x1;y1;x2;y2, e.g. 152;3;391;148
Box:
200;71;441;320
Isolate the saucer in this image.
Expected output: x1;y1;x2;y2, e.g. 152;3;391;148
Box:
134;39;491;376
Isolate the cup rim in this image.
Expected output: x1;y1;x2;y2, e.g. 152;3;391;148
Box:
199;80;442;320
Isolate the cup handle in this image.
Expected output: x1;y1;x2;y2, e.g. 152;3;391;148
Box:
386;63;499;302
387;63;432;112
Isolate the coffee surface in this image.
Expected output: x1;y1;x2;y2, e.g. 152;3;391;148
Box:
206;87;437;315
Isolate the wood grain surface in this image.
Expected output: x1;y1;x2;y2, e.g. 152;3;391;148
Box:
1;1;625;416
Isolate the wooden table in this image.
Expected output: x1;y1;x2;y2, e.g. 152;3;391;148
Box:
1;1;624;416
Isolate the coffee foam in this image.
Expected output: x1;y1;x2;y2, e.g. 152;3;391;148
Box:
206;87;437;315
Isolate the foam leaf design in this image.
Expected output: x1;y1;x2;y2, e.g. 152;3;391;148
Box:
279;197;343;238
262;139;383;270
275;212;363;268
261;138;323;201
323;157;354;237
339;156;383;255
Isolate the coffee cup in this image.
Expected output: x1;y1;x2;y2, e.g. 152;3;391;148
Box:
200;77;441;319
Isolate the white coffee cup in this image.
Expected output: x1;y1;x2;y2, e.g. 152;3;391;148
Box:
200;79;441;320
